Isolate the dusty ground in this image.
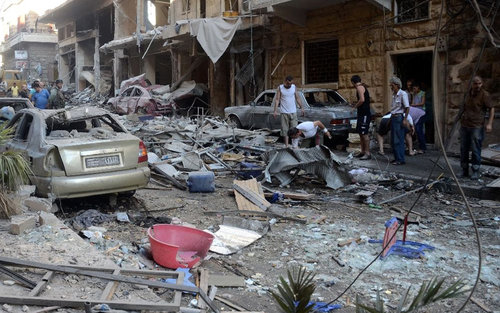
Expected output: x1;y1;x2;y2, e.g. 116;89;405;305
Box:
0;153;499;312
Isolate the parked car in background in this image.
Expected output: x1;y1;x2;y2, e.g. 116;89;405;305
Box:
0;97;35;112
107;85;162;115
0;107;150;199
224;88;355;143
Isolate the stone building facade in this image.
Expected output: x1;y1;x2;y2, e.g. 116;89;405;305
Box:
256;0;499;147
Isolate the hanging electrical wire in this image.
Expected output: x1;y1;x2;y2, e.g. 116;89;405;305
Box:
468;0;500;47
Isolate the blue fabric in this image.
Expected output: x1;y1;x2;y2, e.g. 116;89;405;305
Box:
415;118;426;151
302;301;342;312
32;89;50;109
460;126;484;170
390;115;405;163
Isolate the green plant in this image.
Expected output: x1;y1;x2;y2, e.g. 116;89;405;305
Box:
356;277;470;313
271;267;317;313
0;125;31;218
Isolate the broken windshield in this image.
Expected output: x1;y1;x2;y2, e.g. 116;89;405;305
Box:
303;91;347;107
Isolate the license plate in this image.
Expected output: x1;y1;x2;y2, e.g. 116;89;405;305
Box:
350;119;357;127
85;155;121;168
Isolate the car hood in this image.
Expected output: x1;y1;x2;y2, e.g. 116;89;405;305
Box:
46;132;141;176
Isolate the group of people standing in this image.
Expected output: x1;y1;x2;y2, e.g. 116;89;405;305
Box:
8;79;65;110
349;75;427;165
272;74;494;180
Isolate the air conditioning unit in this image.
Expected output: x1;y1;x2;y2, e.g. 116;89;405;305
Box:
240;0;251;14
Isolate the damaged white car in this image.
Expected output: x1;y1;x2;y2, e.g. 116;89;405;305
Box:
0;107;150;199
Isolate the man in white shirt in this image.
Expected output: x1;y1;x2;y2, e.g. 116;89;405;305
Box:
389;76;410;165
288;120;332;149
273;76;305;147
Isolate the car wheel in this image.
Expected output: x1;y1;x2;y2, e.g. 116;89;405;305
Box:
136;107;148;115
228;115;242;128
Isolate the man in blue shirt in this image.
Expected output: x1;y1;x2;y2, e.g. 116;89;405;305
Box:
32;83;50;109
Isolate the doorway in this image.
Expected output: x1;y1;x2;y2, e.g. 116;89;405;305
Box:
393;52;434;144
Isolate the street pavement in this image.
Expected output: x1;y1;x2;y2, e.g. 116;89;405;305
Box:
334;147;499;200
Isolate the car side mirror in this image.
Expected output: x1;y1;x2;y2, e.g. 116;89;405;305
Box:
250;101;256;106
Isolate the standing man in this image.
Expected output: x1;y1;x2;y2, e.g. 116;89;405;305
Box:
31;83;50;109
351;75;371;160
19;84;30;99
389;77;410;165
48;79;65;109
288;120;332;149
460;76;494;179
273;76;305;147
10;82;19;97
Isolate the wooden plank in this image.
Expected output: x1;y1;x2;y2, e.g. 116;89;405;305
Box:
263;191;313;200
233;183;271;211
208;274;246;287
233;179;261;211
0;256;217;313
29;271;54;297
0;295;180;310
198;268;210;309
233;179;268;212
101;269;120;300
214;296;249;311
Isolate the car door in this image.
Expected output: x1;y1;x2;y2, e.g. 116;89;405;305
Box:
251;91;276;129
131;87;146;113
2;112;35;166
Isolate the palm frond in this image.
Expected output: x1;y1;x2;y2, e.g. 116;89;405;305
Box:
271;267;316;313
355;277;470;313
0;192;17;219
0;126;32;218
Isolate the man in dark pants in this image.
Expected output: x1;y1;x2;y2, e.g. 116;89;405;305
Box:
388;77;410;165
460;76;494;179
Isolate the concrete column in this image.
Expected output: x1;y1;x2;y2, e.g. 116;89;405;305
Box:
113;50;123;94
144;55;155;84
74;42;85;92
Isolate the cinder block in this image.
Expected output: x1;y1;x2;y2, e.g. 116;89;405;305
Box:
9;215;37;235
15;185;36;199
23;197;52;213
39;212;59;226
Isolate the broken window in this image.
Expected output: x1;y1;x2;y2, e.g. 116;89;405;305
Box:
46;115;126;137
304;39;339;84
396;0;430;23
182;0;191;12
255;92;275;106
303;91;346;107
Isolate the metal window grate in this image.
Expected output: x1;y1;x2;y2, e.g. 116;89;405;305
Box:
305;39;339;84
396;0;430;23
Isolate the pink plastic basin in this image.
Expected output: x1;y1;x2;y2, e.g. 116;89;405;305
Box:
147;224;214;269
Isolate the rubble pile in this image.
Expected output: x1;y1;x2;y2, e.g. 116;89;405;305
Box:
66;86;106;107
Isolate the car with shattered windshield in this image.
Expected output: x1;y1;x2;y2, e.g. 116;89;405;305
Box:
224;88;355;142
0;97;34;112
0;107;150;199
